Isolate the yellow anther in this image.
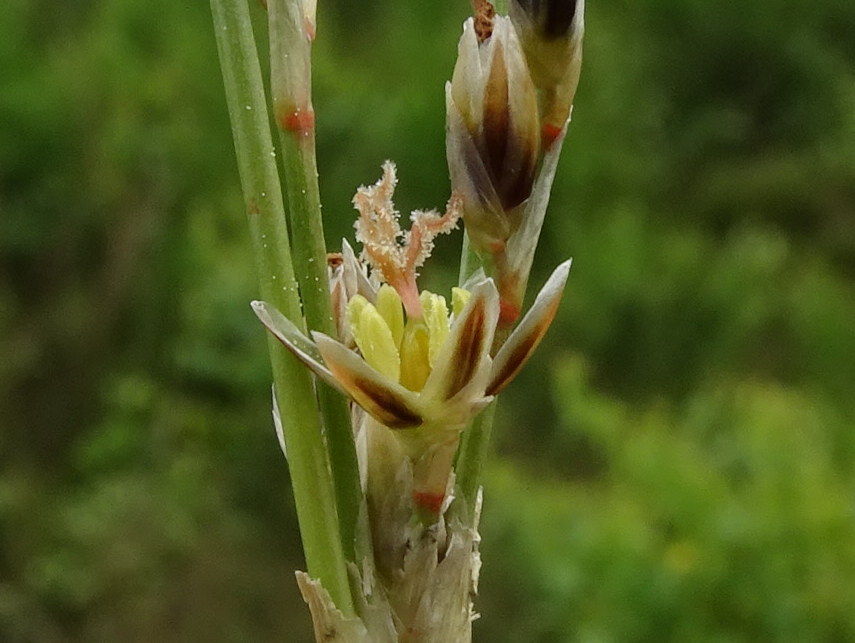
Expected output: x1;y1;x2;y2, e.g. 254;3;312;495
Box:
347;295;401;381
420;291;450;367
399;322;431;391
375;284;405;348
451;287;471;318
347;294;370;332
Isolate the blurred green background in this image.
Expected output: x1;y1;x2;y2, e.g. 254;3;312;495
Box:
2;0;854;640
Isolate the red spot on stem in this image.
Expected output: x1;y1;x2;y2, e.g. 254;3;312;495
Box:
499;298;521;325
278;107;315;137
247;198;260;217
542;122;563;148
303;18;316;41
413;490;445;515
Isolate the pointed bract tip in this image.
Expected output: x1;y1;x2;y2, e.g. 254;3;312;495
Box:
486;259;571;396
555;257;572;281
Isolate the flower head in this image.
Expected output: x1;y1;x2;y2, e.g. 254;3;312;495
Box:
253;258;569;510
447;7;581;326
252;165;572;513
446;15;541;255
255;257;569;424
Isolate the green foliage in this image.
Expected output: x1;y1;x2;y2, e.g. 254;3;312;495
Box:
1;0;853;640
478;361;855;642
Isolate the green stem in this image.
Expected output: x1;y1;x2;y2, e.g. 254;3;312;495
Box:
210;0;354;615
455;230;499;513
268;0;361;562
455;312;512;511
454;402;496;512
458;231;481;286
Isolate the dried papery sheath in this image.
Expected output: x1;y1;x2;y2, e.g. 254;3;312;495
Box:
295;490;484;643
510;0;585;144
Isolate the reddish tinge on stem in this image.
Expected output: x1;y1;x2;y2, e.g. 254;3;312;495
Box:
276;104;315;138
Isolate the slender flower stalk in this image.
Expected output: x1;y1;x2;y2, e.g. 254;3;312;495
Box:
210;0;354;615
267;0;362;561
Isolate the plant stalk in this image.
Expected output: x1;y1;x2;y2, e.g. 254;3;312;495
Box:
210;0;354;615
454;401;496;512
268;0;362;562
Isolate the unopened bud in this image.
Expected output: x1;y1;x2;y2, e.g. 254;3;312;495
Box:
509;0;584;145
269;0;317;135
446;15;540;254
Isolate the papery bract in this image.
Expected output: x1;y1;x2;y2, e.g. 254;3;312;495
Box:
510;0;585;143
